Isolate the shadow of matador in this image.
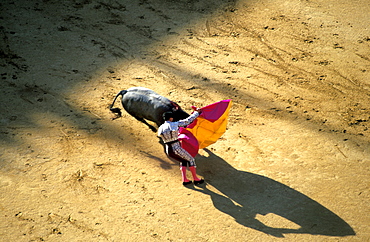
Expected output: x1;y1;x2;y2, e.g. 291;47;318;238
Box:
189;149;355;238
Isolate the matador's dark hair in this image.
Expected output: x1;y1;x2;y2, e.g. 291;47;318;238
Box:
163;111;174;121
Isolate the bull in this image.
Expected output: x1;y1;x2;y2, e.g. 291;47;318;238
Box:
109;87;190;131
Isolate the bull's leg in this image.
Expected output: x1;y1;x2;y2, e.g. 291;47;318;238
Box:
134;117;157;132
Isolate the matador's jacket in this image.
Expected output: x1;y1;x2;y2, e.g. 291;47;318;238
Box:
157;111;200;166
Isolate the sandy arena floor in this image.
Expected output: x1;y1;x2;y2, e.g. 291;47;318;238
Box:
0;0;369;241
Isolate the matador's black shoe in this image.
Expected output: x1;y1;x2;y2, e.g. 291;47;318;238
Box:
183;181;192;186
194;179;204;185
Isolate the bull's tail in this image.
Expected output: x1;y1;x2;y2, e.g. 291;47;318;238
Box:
109;90;127;118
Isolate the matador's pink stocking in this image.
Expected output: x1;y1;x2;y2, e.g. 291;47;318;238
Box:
189;166;201;181
180;166;190;183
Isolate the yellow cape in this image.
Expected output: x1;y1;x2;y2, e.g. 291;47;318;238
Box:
186;100;232;149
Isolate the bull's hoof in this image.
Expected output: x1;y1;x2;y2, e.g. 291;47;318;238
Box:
194;179;204;185
182;181;192;186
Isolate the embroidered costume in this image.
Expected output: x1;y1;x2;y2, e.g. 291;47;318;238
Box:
158;111;204;185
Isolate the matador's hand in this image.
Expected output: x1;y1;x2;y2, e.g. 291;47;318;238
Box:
191;106;203;114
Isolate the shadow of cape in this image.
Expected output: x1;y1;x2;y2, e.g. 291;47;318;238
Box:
190;149;355;238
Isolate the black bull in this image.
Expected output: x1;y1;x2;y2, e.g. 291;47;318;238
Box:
109;87;189;131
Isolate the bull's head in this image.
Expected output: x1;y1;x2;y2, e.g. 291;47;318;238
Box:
170;101;180;111
169;101;190;121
